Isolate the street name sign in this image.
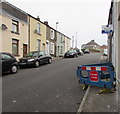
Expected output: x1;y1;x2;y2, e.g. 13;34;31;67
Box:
102;25;113;34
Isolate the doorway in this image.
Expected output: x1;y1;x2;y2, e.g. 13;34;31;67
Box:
23;44;27;56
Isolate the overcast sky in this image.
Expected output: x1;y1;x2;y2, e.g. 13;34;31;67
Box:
6;0;111;48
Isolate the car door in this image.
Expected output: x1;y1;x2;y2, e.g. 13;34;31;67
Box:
38;51;46;64
0;54;2;74
2;53;15;72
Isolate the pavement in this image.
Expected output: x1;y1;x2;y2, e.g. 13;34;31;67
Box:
78;55;119;113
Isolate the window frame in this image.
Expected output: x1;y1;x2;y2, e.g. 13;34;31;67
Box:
36;23;41;34
60;46;63;54
11;20;19;34
50;29;54;40
12;39;19;56
2;53;13;59
37;39;41;51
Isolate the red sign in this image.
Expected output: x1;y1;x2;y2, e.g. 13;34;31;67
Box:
90;71;99;82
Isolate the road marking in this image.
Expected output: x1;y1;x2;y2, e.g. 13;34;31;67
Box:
77;85;91;112
77;55;103;112
117;79;120;84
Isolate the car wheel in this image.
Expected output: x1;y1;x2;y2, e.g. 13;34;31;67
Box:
73;55;76;58
10;65;18;74
34;61;40;67
48;58;52;64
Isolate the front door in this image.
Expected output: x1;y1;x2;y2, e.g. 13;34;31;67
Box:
23;44;27;56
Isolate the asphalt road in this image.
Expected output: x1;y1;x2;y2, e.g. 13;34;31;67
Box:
2;53;102;112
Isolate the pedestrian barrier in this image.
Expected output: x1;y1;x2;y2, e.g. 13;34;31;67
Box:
77;62;116;89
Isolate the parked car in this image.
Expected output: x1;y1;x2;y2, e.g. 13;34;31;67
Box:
84;49;90;54
0;52;18;74
18;51;52;68
64;49;78;58
84;51;90;54
74;49;83;56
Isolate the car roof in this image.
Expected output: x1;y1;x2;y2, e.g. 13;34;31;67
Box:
0;52;12;55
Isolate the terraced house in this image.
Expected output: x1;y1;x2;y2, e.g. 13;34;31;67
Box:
44;21;56;56
0;1;29;59
64;35;71;53
0;0;71;58
56;32;65;57
28;15;46;53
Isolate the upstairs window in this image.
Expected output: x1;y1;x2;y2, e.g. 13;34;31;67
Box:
12;20;19;34
36;23;41;34
61;35;63;43
51;29;54;40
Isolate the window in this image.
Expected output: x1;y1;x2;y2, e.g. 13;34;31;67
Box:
37;23;40;34
12;39;19;56
50;42;54;54
12;20;19;33
39;51;45;56
51;29;54;40
37;39;41;51
44;52;48;55
60;46;63;54
61;35;63;43
2;54;12;59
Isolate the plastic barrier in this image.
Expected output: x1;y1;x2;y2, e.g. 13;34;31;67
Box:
77;62;116;89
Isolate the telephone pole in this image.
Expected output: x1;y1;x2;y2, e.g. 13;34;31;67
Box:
75;32;77;48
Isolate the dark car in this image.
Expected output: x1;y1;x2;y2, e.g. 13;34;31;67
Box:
74;49;83;56
18;51;52;68
84;51;90;54
83;49;90;54
0;52;18;74
64;49;78;58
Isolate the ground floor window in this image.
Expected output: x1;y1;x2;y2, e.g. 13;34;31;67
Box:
60;46;63;54
37;39;41;51
12;39;19;56
50;42;54;54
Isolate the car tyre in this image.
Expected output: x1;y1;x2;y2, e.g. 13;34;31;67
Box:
34;60;40;67
48;58;52;64
10;65;18;74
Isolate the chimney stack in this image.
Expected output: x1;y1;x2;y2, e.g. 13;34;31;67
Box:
36;15;40;21
44;21;48;25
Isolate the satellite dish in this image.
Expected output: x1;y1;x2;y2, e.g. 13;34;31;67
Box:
2;24;8;30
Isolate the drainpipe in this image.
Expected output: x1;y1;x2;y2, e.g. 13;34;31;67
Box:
28;16;30;53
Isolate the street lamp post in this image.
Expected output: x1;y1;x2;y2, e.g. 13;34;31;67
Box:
56;22;59;31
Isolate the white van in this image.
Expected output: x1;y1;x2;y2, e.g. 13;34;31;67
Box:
103;49;107;56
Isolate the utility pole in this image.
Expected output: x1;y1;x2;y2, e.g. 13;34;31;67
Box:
76;32;77;48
